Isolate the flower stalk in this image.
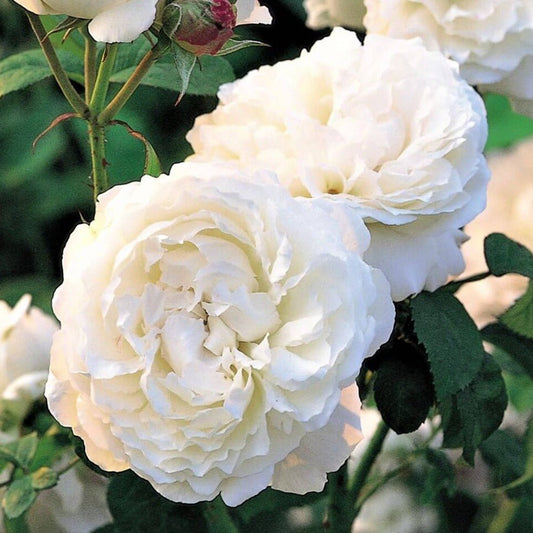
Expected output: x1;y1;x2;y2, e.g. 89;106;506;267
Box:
26;12;89;118
88;119;109;201
90;44;119;112
348;420;390;522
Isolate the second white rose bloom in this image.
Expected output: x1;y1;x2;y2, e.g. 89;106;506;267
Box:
187;28;490;300
0;295;57;430
46;162;394;506
364;0;533;117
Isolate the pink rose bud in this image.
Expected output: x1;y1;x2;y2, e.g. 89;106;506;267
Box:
163;0;237;56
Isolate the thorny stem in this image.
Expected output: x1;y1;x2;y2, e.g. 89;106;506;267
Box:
88;119;109;202
26;13;88;118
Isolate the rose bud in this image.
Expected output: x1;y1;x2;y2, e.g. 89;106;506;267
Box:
163;0;237;56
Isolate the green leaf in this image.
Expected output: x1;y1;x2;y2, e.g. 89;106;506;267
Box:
0;49;84;98
485;94;533;152
500;281;533;340
484;233;533;278
234;487;324;525
411;291;485;402
31;467;58;490
421;448;457;502
2;477;36;519
482;323;533;380
13;433;39;470
373;340;434;434
107;470;208;532
480;428;533;498
111;55;234;96
439;353;507;465
497;420;533;493
3;512;30;533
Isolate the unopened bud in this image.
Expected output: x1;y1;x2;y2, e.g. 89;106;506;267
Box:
163;0;237;56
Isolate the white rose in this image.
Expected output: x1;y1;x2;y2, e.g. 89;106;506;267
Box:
186;28;489;301
304;0;366;30
45;162;394;506
364;0;533;117
0;295;56;404
13;0;267;43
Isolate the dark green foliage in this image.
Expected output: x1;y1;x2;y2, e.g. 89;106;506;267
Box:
373;339;434;434
484;233;533;278
106;471;209;533
482;323;533;379
439;353;507;465
411;291;485;402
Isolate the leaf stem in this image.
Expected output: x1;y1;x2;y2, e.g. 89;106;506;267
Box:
26;13;89;118
98;42;165;124
202;497;239;533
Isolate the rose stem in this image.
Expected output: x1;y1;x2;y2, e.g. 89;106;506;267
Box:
26;12;89;118
347;420;390;525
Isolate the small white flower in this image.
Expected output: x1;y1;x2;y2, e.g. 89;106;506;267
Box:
304;0;366;30
186;28;490;300
46;162;394;506
364;0;533;117
13;0;268;43
0;295;56;442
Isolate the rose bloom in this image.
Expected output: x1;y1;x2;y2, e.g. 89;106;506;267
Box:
46;162;394;506
186;28;489;301
364;0;533;117
304;0;366;30
458;138;533;326
0;295;56;413
13;0;270;43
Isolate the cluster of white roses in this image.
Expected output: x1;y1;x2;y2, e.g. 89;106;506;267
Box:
40;25;491;506
304;0;533;117
0;297;110;533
